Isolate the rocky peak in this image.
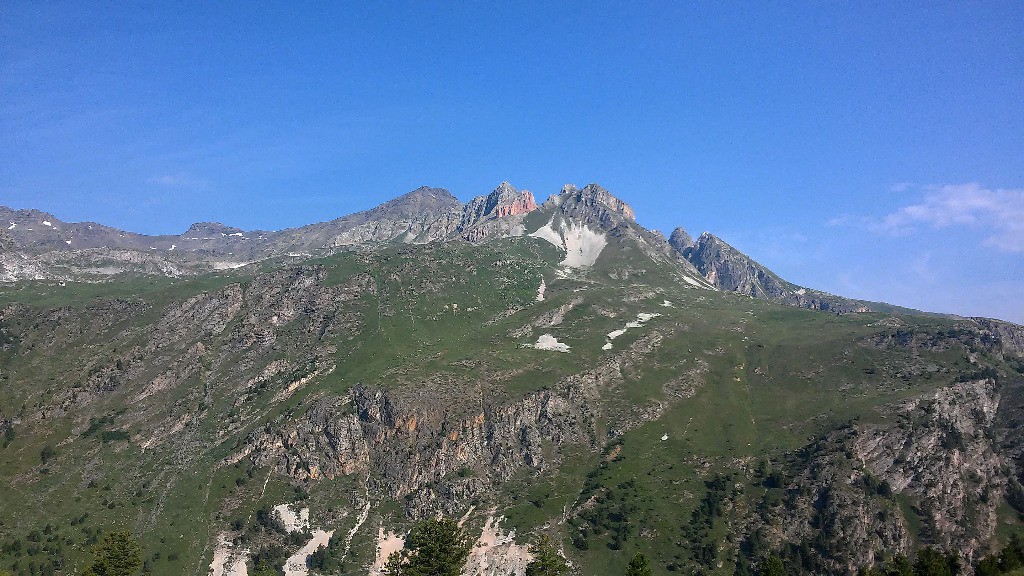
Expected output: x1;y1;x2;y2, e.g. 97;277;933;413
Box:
183;222;245;237
461;182;535;222
668;227;694;252
481;182;538;219
562;183;636;222
366;186;463;221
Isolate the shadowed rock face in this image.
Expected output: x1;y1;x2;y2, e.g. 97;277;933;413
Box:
668;227;693;253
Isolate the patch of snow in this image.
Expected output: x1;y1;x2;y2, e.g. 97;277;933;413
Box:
42;220;52;227
168;244;176;251
65;240;72;245
795;288;806;295
529;221;564;250
536;277;546;302
6;223;14;230
662;300;674;307
560;223;606;267
283;529;334;576
229;232;243;237
212;261;250;270
661;434;669;441
533;333;570;353
602;312;661;350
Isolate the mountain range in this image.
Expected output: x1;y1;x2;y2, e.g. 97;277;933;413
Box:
0;182;1022;576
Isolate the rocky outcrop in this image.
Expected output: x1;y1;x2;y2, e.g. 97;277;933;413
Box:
677;232;874;312
668;227;693;252
969;317;1024;357
248;384;596;516
458;182;538;242
765;428;912;574
854;379;1008;561
554;184;636;224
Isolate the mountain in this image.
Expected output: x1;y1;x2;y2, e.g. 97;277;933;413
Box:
669;230;909;314
0;183;1022;576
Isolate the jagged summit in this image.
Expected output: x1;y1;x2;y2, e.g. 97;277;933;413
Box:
668;227;694;252
544;182;630;225
462;182;537;223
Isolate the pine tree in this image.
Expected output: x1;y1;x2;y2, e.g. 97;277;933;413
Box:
524;535;570;576
761;554;785;576
82;531;142;576
625;552;652;576
384;518;471;576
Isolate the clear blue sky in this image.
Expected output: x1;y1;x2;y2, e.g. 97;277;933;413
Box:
2;2;1023;322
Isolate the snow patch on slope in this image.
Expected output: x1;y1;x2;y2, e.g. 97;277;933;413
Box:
533;333;570;353
561;223;607;267
603;312;661;350
530;221;563;249
529;219;607;268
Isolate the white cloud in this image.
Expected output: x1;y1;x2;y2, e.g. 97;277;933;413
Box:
146;173;207;188
881;183;1024;252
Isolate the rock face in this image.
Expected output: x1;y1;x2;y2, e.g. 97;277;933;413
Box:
458;182;539;242
855;379;1007;561
555;184;636;223
764;428;913;575
668;227;693;252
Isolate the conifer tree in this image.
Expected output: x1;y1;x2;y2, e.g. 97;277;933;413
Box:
82;531;142;576
384;518;471;576
625;552;652;576
524;534;570;576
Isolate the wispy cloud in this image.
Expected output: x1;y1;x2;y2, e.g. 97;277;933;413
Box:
880;183;1024;252
146;173;207;189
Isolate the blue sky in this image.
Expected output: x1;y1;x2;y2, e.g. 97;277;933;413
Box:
2;2;1023;322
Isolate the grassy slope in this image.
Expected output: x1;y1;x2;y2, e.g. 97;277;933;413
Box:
0;236;1020;576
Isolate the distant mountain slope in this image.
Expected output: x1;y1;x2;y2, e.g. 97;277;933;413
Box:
669;228;912;314
0;181;1015;331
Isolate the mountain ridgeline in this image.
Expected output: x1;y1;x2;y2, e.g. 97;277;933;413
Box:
0;183;1022;576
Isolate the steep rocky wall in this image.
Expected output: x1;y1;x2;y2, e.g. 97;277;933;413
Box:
855;379;1008;561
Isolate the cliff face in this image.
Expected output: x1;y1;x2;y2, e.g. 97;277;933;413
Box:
855;379;1008;559
458;182;539;242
